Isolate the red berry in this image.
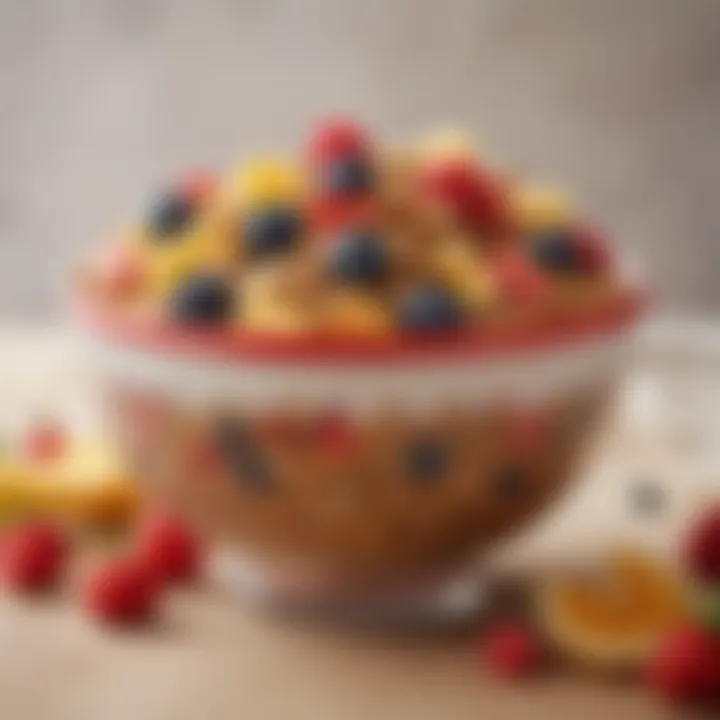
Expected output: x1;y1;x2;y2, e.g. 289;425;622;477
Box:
422;161;508;232
573;225;613;275
306;118;370;161
683;506;720;583
22;420;66;462
647;624;720;703
2;523;67;593
136;513;202;585
177;169;217;205
490;249;549;303
309;197;376;234
483;622;543;679
83;556;160;625
99;244;145;299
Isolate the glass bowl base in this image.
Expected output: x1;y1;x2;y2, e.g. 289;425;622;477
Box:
212;551;487;630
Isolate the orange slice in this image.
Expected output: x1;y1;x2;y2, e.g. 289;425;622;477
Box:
536;549;689;668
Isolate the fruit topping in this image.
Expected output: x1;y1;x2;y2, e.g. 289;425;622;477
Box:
397;285;464;333
529;231;580;275
147;191;195;239
306;118;370;162
323;156;374;197
242;207;302;258
170;274;234;325
328;229;390;287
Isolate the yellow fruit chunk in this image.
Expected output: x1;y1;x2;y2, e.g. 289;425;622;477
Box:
512;185;570;231
418;128;478;163
0;441;139;526
242;270;312;333
434;240;496;310
537;549;689;668
233;157;301;206
143;246;201;297
322;291;391;336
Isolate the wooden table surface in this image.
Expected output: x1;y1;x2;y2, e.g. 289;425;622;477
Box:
0;324;718;719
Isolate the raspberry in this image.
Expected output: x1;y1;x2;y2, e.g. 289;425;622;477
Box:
490;249;549;303
177;169;217;205
647;624;720;703
83;556;160;625
573;225;613;275
422;161;508;232
2;522;67;593
306;118;370;161
98;244;145;300
136;512;203;585
483;622;543;679
683;506;720;584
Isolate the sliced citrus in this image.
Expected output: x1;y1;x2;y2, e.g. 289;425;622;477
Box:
536;549;689;668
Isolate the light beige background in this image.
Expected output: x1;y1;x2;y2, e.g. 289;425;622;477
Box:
1;0;718;320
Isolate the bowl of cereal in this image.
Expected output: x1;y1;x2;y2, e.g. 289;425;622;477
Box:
76;120;645;623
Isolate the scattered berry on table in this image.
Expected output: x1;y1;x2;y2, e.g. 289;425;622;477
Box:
397;286;464;333
82;556;161;625
683;506;720;584
136;512;203;585
170;274;234;325
647;623;720;704
482;622;543;679
1;522;67;594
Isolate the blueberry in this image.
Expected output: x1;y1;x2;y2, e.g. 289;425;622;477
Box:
530;231;579;274
242;208;301;258
397;286;464;333
148;192;195;239
216;419;273;493
323;157;373;196
170;275;234;325
407;440;448;484
328;230;389;286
